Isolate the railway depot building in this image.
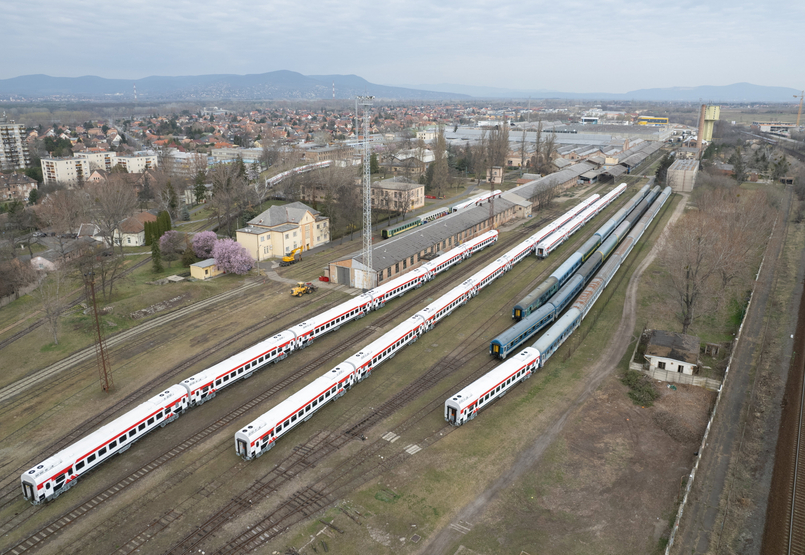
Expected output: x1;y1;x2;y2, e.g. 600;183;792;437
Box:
236;201;330;261
328;197;524;288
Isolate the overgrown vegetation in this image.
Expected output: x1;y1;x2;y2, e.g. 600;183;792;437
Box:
621;368;659;406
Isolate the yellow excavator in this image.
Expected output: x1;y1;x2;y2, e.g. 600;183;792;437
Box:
279;246;304;267
291;282;317;297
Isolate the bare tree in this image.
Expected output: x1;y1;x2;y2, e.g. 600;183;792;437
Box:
486;124;509;170
657;211;723;333
209;162;257;237
39;189;90;257
35;268;67;345
535;181;559;211
430;125;450;198
90;174;138;256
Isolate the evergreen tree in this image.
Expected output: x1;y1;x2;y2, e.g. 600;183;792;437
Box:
151;234;163;272
181;246;197;267
181;204;190;221
370;153;380;174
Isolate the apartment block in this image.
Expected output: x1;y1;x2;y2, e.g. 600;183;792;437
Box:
0;121;31;171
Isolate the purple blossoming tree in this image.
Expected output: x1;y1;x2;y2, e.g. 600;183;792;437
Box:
192;230;218;259
212;238;254;275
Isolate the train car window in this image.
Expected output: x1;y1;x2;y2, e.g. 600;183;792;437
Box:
319;395;324;402
216;379;222;386
284;421;289;429
325;391;330;398
148;417;154;426
331;386;337;394
121;433;128;442
223;375;230;382
157;411;163;419
305;405;311;412
298;410;304;418
87;454;96;463
291;415;297;423
110;440;117;448
56;473;65;483
313;400;318;408
99;447;107;456
76;461;85;470
259;356;264;363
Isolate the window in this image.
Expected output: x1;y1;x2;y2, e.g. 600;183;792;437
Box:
99;447;107;456
658;361;666;370
110;440;117;448
138;423;145;431
260;236;264;242
76;461;85;470
88;454;96;463
157;411;163;419
147;417;154;425
223;375;230;382
291;414;297;422
678;365;684;373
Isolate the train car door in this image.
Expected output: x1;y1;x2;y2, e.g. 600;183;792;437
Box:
447;406;457;424
237;439;248;457
22;481;34;501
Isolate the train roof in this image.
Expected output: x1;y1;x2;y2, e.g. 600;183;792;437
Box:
25;385;187;479
446;348;539;408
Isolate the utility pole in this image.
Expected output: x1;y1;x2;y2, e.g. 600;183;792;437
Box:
84;271;113;393
358;95;375;289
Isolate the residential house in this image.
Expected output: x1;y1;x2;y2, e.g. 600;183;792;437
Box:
114;211;158;247
644;330;700;376
0;173;38;202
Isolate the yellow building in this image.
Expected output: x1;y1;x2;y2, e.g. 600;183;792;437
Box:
190;258;225;280
236;201;330;261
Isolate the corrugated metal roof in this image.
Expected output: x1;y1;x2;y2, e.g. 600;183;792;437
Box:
340;198;516;271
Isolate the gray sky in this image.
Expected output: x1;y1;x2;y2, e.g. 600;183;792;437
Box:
4;0;803;92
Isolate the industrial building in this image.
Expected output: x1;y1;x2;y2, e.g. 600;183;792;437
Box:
667;159;699;192
328;197;526;289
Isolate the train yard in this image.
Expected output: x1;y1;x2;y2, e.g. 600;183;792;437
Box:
0;180;698;555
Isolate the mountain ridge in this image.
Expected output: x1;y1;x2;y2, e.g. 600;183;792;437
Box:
0;72;798;102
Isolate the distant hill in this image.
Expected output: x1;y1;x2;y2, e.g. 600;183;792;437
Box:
0;73;798;103
406;82;801;103
0;71;470;101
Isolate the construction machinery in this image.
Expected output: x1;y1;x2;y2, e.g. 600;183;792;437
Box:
279;246;304;267
291;282;317;297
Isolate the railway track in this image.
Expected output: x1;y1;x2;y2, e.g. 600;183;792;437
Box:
2;190;629;554
0;221;536;554
164;274;510;555
0;278;261;407
0;290;339;517
0;256;152;352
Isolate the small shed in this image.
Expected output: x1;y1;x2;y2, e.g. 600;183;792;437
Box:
190;258;224;280
644;330;700;376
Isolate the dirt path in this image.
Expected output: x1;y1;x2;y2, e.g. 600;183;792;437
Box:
420;192;689;554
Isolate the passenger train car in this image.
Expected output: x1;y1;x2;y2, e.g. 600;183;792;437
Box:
513;184;649;320
381;190;503;239
21;386;188;504
535;184;627;258
446;187;672;426
491;186;660;359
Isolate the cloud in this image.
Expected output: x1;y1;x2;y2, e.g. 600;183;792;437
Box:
2;0;803;91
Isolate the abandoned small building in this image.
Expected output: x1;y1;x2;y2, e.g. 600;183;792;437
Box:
644;330;700;376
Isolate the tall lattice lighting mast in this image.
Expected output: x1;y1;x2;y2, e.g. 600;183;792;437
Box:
358;95;375;288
